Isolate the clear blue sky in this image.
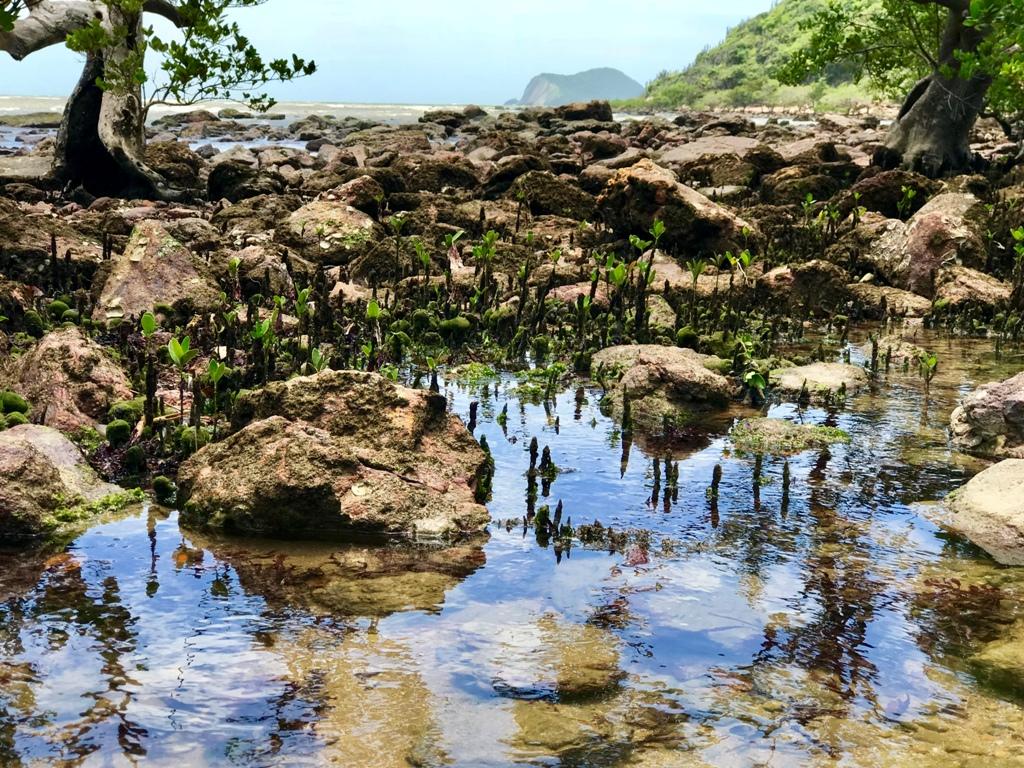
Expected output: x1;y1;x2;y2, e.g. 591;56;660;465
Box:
0;0;773;104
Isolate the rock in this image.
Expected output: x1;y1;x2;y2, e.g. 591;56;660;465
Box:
863;192;988;298
321;175;386;215
143;141;204;193
730;418;850;456
769;363;868;401
837;169;940;219
658;136;766;168
0;327;133;432
91;220;221;323
211;193;303;235
934;266;1010;314
597;159;756;255
847;283;932;319
762;167;842;204
592;345;732;429
944;460;1024;565
179;371;489;541
759;260;850;312
393;152;480;193
554;101;614;122
0;424;122;541
0;198;103;284
208;159;285;203
951;372;1024;458
276;200;381;265
484;154;551;195
188;530;486;618
574;130;626;160
510;171;596;220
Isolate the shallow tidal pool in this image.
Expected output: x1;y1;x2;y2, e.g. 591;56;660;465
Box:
3;331;1024;767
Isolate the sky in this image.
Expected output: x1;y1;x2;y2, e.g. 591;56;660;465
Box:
0;0;773;105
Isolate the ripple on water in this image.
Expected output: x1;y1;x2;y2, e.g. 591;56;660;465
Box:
2;330;1024;766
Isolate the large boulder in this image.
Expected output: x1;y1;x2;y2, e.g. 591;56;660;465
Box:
510;171;596;220
592;345;732;429
944;460;1024;565
951;372;1024;458
178;370;490;540
144;141;204;193
91;220;222;323
597;159;756;256
862;192;988;298
208;159;285;203
276;200;382;266
836;169;940;219
0;425;122;541
0;327;133;431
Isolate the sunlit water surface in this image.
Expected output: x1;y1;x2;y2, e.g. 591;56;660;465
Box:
3;331;1024;767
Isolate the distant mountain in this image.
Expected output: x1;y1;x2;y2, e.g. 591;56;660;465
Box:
634;0;880;110
509;68;644;107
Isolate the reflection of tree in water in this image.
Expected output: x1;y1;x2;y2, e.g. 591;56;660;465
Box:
710;445;886;758
0;548;148;763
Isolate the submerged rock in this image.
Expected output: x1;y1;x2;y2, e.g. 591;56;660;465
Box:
951;372;1024;458
769;362;868;402
188;532;486;618
0;424;123;541
0;327;132;432
592;344;732;430
944;460;1024;565
91;220;222;323
179;370;489;541
729;418;850;456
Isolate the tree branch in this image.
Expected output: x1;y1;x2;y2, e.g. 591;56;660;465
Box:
0;0;96;60
143;0;188;28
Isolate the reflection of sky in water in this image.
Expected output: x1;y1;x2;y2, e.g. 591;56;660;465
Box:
2;330;1024;765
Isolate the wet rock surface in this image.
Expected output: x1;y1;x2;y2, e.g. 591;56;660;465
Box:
944;460;1024;566
179;371;489;540
0;424;121;540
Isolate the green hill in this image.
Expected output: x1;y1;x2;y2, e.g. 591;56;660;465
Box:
628;0;882;111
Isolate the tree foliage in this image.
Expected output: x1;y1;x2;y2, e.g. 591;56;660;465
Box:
62;0;315;114
0;1;20;31
776;0;1024;120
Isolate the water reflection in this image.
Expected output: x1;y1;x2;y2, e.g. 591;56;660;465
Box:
2;330;1024;766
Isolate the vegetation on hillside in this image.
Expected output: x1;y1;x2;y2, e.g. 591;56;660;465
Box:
622;0;884;111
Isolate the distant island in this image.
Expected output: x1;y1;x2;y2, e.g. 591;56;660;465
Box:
508;67;644;107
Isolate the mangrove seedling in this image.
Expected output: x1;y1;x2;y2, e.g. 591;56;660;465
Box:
207;359;230;440
168;336;199;425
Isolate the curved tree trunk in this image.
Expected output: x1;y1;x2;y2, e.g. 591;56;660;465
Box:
53;53;128;197
5;0;191;200
873;2;991;178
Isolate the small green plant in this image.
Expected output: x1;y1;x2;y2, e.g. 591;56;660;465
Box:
918;351;938;394
310;347;331;374
897;185;918;219
207;358;230;439
168;337;199;425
